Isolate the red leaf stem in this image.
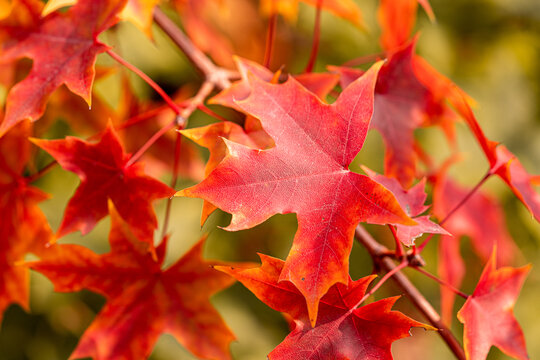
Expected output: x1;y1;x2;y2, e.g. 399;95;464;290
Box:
355;225;466;360
26;160;58;183
106;49;182;115
413;266;469;299
263;8;277;68
388;224;405;259
125;119;177;168
304;0;323;73
417;170;492;253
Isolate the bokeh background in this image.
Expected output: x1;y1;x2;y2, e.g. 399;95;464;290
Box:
1;0;539;359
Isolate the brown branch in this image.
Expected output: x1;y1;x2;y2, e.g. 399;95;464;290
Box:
153;7;232;91
355;225;466;360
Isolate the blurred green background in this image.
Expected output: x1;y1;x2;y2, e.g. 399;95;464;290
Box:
1;0;539;359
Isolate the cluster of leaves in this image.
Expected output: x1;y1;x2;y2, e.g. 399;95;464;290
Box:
0;0;539;359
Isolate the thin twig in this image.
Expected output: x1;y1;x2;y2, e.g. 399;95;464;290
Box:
355;225;466;360
159;81;215;239
160;132;182;242
26;160;58;183
304;0;322;73
125;120;177;168
417;170;492;252
197;104;229;122
356;260;409;307
388;224;404;259
342;52;386;67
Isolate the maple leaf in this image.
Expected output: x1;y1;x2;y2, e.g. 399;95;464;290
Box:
29;202;236;360
334;38;470;188
492;146;540;223
0;120;53;323
457;249;530;360
363;167;448;246
178;62;415;325
433;170;521;324
371;39;430;187
31;123;173;244
409;55;540;222
0;0;127;135
216;254;431;359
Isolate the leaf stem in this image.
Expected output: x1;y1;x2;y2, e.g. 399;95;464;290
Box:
106;49;182;115
342;52;385;67
159;81;215;239
160;132;182;242
304;0;323;73
355;225;466;360
197;104;229;122
125;119;178;168
412;266;469;299
356;260;409;308
417;170;492;252
440;171;492;226
26;160;58;183
263;8;278;69
388;224;404;259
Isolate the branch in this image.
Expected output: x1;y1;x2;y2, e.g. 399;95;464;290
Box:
355;225;466;360
153;7;232;90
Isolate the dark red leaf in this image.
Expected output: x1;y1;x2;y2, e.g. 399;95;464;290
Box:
31;123;173;244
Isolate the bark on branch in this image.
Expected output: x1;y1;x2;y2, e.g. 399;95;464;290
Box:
355;225;466;360
153;7;232;91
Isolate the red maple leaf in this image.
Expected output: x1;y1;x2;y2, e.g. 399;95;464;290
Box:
29;203;236;360
493;146;540;223
418;63;540;222
31;123;173;244
216;254;431;359
0;120;53;323
178;63;414;325
371;39;431;187
363;167;448;246
457;249;530;360
332;39;456;188
433;170;521;324
0;0;127;135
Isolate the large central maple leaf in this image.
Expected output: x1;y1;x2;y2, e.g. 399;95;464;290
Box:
179;63;414;324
